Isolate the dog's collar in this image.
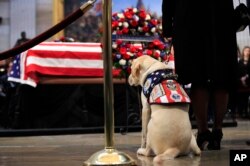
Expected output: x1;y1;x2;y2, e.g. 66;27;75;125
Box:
143;69;177;98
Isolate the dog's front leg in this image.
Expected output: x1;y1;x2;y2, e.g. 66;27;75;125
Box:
140;93;151;148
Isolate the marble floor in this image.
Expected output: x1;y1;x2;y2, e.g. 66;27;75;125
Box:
0;120;249;166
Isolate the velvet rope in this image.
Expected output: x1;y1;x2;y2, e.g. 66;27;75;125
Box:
0;0;96;61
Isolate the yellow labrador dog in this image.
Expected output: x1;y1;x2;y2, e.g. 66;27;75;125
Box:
128;55;201;164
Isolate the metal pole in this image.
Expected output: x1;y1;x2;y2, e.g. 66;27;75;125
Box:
83;0;136;165
102;0;114;148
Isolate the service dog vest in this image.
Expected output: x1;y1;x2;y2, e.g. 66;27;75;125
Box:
143;69;191;105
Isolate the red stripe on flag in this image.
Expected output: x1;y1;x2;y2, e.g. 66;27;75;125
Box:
38;42;102;47
25;64;121;77
27;50;102;59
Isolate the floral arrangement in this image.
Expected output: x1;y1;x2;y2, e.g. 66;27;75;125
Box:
111;7;171;77
112;7;160;36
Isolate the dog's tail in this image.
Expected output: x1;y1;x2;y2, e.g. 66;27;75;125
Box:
153;148;180;165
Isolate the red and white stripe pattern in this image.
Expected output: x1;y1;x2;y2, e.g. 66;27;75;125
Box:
25;42;111;78
149;80;190;104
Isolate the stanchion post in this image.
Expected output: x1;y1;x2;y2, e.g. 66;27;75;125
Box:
102;0;114;149
83;0;136;165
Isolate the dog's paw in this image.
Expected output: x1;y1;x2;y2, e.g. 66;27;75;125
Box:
194;147;201;156
137;148;147;156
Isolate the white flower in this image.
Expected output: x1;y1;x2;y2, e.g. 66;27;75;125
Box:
155;50;161;55
117;13;125;19
158;24;162;31
151;27;156;33
133;15;139;22
118;22;123;27
112;43;117;49
119;59;126;66
123;22;129;28
127;52;134;57
133;8;138;13
146;14;151;20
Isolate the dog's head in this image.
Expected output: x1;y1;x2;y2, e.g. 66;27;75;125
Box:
128;55;166;86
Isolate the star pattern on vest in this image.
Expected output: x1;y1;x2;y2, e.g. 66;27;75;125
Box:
143;69;177;98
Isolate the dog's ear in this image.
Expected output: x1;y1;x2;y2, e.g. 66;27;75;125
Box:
132;62;140;78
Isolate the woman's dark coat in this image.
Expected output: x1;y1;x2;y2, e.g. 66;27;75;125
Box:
162;0;238;89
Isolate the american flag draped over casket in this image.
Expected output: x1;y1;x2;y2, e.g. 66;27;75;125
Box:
8;42;119;87
8;42;174;87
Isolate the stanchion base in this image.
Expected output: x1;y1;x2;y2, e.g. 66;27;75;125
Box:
83;148;137;166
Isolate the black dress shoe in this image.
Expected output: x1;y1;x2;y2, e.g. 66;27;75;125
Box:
196;130;212;150
208;129;223;150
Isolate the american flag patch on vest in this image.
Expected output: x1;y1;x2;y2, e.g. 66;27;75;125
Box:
149;79;191;104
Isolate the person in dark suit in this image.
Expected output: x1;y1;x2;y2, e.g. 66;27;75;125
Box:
14;31;30;47
162;0;238;150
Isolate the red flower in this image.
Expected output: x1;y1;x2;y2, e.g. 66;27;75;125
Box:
124;10;133;19
152;39;166;50
116;39;123;45
154;51;160;58
123;53;130;60
139;10;147;19
119;47;127;55
127;8;134;13
153;39;161;46
122;28;129;34
130;46;137;53
158;43;165;50
137;51;143;57
146;49;153;55
150;19;158;26
143;26;149;32
116;30;123;35
112;21;119;28
130;20;138;27
119;18;125;22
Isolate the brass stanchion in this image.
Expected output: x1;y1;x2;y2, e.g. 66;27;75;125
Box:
83;0;136;165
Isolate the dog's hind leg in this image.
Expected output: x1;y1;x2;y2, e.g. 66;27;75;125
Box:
190;134;201;156
153;148;180;164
